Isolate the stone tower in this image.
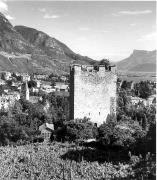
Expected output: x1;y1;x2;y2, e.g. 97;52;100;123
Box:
70;64;117;126
25;81;29;101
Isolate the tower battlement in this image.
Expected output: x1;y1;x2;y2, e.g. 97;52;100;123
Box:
70;64;116;74
70;64;117;126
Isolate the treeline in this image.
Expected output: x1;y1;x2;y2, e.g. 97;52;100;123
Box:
119;79;155;99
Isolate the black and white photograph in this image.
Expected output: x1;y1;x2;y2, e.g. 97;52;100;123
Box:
0;0;156;179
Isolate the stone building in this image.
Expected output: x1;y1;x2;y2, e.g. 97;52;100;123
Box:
70;64;117;126
39;123;54;142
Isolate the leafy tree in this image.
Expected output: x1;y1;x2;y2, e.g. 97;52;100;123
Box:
99;59;110;69
0;85;4;95
135;81;152;99
62;118;97;142
12;101;23;114
98;121;115;145
6;80;12;87
121;80;128;90
28;80;37;88
112;127;135;148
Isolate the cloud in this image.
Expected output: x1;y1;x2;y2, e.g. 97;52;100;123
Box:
113;10;152;17
79;27;90;31
137;32;156;41
44;13;60;19
112;13;121;17
39;8;46;12
5;14;14;20
78;28;109;34
0;0;15;20
130;23;136;26
76;37;87;41
101;30;109;33
0;0;8;13
118;10;152;15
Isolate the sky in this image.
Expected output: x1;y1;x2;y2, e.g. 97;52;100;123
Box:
0;0;156;62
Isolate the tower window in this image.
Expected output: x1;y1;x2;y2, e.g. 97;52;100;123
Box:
99;112;100;115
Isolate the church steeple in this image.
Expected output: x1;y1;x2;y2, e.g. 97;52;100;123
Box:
25;81;29;101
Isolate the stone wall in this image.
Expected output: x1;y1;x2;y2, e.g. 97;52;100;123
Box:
70;65;117;126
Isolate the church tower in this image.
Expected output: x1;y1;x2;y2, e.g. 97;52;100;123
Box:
25;81;29;101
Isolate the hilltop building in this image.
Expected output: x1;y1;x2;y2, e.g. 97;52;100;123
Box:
70;64;117;126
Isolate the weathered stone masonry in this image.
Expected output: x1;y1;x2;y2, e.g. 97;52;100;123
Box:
70;64;117;126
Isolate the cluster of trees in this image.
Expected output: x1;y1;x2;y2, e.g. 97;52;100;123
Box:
54;117;98;142
120;80;155;99
0;92;69;145
115;85;156;154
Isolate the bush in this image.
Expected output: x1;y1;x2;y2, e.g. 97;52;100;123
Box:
56;118;98;142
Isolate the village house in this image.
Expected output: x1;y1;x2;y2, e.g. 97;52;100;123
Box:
31;87;39;93
34;74;48;80
14;72;21;77
29;96;42;104
11;81;22;89
39;123;54;142
0;79;6;85
40;81;55;93
21;73;30;82
129;95;156;107
3;72;12;80
129;96;145;105
41;84;55;93
146;94;156;106
0;91;20;110
34;80;41;88
54;82;69;92
60;75;67;82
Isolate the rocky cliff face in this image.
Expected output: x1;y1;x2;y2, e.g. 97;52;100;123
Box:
0;13;96;74
0;13;33;54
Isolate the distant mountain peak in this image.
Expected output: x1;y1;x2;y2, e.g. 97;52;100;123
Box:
117;49;156;72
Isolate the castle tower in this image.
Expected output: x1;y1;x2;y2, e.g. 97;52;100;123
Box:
70;64;117;126
25;81;29;101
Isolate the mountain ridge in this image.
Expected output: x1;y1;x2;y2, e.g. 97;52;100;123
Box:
117;49;156;72
0;13;156;74
0;13;96;74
